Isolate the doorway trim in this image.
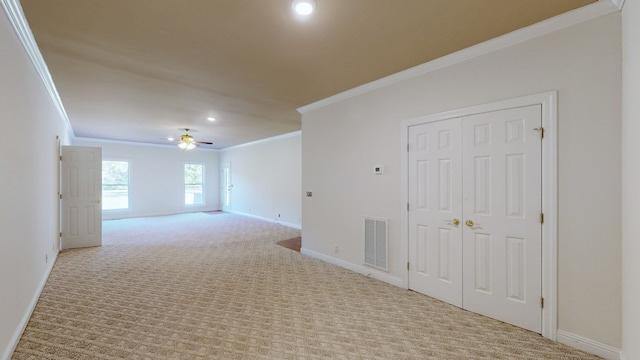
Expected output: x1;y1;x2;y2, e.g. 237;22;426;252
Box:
400;91;557;340
220;162;232;212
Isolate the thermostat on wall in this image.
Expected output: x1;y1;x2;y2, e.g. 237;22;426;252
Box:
374;165;384;175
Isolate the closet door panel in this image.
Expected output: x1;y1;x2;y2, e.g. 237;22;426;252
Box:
461;105;542;334
408;118;463;307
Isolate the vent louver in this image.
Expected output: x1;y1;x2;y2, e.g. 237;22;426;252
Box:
364;217;388;271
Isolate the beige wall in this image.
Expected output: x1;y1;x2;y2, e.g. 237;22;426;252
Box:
220;132;301;228
0;8;72;358
622;1;640;359
302;13;621;348
73;138;220;220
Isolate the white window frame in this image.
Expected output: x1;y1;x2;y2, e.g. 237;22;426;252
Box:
102;158;131;211
184;163;205;206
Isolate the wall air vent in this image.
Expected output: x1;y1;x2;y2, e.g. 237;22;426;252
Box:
364;217;388;271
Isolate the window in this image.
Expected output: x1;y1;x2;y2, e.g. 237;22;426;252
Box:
102;160;129;210
184;163;204;205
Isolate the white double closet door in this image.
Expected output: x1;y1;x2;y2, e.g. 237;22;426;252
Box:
408;105;542;333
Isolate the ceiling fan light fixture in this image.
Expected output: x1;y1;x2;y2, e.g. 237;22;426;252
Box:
292;0;316;16
178;132;196;150
178;139;196;150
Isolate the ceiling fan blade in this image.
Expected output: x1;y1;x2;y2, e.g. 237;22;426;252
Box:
196;141;213;145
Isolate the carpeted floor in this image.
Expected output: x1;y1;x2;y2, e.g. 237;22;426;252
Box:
12;213;600;359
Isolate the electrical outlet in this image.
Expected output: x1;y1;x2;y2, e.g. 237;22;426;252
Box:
45;254;48;263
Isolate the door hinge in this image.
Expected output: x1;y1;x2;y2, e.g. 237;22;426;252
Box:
541;297;544;308
59;193;62;200
407;143;410;152
407;203;410;211
534;127;544;139
59;232;62;238
540;213;544;224
407;262;410;271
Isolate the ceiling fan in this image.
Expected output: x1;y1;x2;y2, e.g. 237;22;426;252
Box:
176;128;213;150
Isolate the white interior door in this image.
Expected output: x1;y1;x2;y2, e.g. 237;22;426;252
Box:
408;118;463;307
461;105;542;333
61;146;102;249
221;162;231;212
408;105;542;333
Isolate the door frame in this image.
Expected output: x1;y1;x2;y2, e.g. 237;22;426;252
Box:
400;91;557;340
56;135;62;252
220;162;231;212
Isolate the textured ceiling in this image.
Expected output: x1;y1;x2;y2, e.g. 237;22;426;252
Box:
20;0;595;149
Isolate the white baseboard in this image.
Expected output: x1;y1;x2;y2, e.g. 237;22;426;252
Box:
229;211;302;230
102;209;221;221
2;251;58;360
300;247;403;288
557;330;621;360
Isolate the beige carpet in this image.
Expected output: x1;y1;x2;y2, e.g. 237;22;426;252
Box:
12;213;600;359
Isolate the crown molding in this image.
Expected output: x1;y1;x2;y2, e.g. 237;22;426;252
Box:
1;0;74;138
611;0;625;10
298;0;621;114
221;130;301;151
74;136;220;151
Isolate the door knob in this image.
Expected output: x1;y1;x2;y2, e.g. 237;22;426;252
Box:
465;219;474;227
446;218;460;226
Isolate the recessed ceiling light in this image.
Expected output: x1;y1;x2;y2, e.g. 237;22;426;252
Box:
292;0;316;16
207;117;216;122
